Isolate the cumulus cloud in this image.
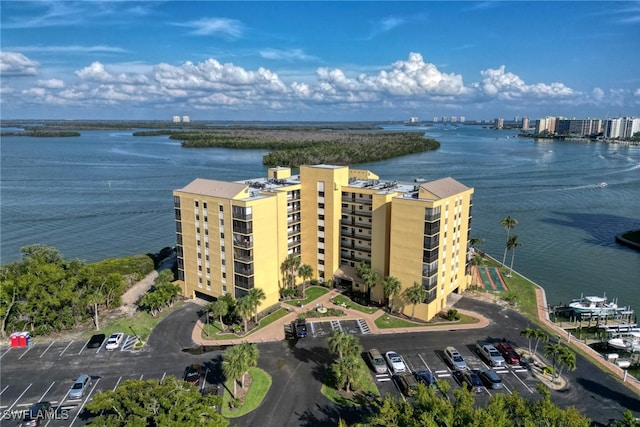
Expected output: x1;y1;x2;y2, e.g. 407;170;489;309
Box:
76;62;149;84
0;52;39;76
36;79;65;89
479;65;574;100
592;87;605;101
176;17;243;38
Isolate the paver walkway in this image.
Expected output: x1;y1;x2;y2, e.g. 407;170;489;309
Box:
191;288;489;346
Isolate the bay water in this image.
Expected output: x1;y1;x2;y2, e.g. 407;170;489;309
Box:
1;125;639;312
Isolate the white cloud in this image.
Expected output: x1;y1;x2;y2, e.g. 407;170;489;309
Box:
479;65;574;100
176;17;243;38
380;16;404;32
9;45;128;54
36;79;65;89
0;52;39;76
592;88;605;101
634;88;640;97
76;62;149;85
259;48;319;62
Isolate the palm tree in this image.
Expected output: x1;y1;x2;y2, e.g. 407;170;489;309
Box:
235;296;254;333
222;346;245;398
331;355;361;392
327;330;362;359
236;342;259;389
500;216;518;267
532;329;549;357
287;254;301;289
297;264;313;298
212;299;229;331
543;343;564;380
506;234;522;278
556;346;577;381
247;288;266;323
406;282;427;320
382;276;402;313
519;327;536;357
356;261;379;299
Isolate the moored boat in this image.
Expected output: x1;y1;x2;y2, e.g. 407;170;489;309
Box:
569;294;618;316
607;332;640;352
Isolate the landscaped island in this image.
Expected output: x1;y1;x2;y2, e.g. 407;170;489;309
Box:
1;130;80;137
136;127;440;167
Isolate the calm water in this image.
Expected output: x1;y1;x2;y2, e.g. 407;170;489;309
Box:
1;125;639;312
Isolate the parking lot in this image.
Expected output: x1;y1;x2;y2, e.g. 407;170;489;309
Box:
0;334;216;426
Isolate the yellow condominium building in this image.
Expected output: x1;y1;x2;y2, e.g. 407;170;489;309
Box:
173;164;474;322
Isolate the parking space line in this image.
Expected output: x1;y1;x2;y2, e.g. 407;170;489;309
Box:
139;374;144;380
7;383;32;411
503;382;513;394
69;378;100;427
510;370;534;393
113;376;123;391
59;340;73;356
0;384;9;396
96;340;105;354
77;340;88;355
40;341;55;358
160;372;166;383
18;344;35;360
0;346;11;359
38;381;56;402
417;354;432;372
120;335;130;351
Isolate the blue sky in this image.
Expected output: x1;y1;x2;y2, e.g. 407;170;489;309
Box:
1;1;639;121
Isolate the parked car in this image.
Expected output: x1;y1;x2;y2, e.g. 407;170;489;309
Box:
475;342;506;367
105;332;124;350
414;370;438;389
294;319;308;338
443;346;468;371
365;348;389;374
86;334;106;349
385;351;407;374
184;364;202;386
395;372;419;396
19;401;52;426
68;374;91;400
477;368;504;390
457;370;485;393
495;340;522;365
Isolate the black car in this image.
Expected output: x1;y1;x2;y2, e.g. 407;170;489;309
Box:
395;373;419;396
19;401;52;427
86;334;106;349
184;364;202;386
455;370;485;393
294;319;307;338
477;368;504;390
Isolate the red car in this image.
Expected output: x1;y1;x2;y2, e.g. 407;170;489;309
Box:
495;341;521;365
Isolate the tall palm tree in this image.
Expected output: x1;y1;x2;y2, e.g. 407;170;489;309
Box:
236;342;259;389
247;288;266;323
532;329;549;357
356;261;379;299
519;327;536;356
297;264;313;298
235;296;254;333
327;330;362;359
331;355;361;392
287;254;301;289
506;234;522;278
211;299;228;331
382;276;402;313
556;346;577;381
406;282;427;320
543;343;564;380
500;216;518;267
222;346;245;398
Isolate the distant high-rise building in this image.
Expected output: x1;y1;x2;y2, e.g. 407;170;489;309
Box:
556;118;602;136
441;116;448;124
433;116;439;123
535;117;557;134
522;117;530;130
514;115;520;123
603;117;640;139
450;117;457;123
172;115;181;123
493;118;504;129
459;116;465;123
182;116;191;123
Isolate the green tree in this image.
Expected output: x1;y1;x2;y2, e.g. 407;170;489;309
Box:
327;330;362;359
222;342;259;397
382;276;402;313
139;291;164;317
280;254;301;289
212;299;229;330
297;263;313;298
543;343;564;380
506;234;522;278
356;261;380;298
405;282;426;320
519;327;536;357
532;329;549;357
330;355;361;392
235;296;254;333
247;288;266;323
500;216;518;267
85;377;228;427
556;345;577;380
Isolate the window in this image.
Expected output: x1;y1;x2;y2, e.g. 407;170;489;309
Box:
318;226;325;232
219;205;223;211
319;237;325;243
220;219;224;226
318;191;325;197
195;201;199;207
318;203;324;209
319;248;325;254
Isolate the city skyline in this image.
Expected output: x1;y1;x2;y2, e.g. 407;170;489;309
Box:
1;1;639;121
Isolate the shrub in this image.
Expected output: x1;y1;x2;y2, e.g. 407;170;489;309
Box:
446;309;461;321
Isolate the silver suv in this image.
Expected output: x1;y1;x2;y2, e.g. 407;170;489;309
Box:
68;374;91;400
444;346;468;371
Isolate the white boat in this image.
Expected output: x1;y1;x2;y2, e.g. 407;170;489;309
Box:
569;294;618;316
597;182;608;188
598;323;640;333
616;359;631;369
608;332;640;352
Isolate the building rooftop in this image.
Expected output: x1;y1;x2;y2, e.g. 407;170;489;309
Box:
420;177;470;198
178;178;249;199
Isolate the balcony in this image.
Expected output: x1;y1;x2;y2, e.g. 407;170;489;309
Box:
340;240;371;253
340;218;372;229
234;266;254;276
342;208;372;217
233;235;253;248
232;221;253;234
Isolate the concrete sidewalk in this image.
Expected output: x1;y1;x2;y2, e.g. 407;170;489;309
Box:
191;288;490;346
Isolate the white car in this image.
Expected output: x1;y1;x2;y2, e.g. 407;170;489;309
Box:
105;332;124;350
384;351;407;374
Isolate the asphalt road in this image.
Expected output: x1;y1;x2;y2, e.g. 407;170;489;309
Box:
1;298;638;426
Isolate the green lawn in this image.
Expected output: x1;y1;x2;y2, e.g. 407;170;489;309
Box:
201;307;290;340
330;294;379;315
221;367;272;418
375;312;479;329
283;286;329;307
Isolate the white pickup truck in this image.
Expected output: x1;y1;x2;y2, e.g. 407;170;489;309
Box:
476;342;506;367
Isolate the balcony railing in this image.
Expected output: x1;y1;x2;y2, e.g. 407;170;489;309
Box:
340;219;372;229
